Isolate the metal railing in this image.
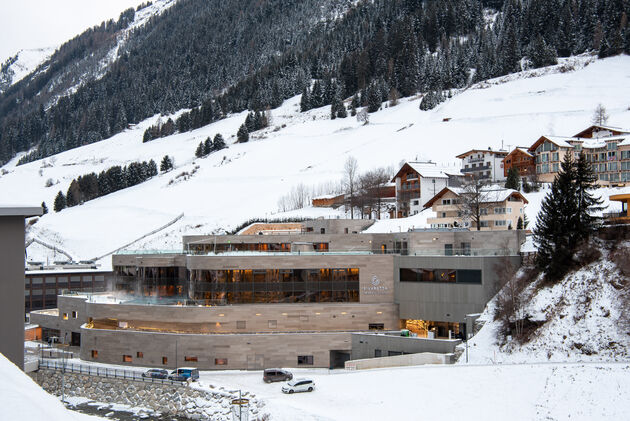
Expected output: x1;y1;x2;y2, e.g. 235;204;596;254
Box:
39;359;187;387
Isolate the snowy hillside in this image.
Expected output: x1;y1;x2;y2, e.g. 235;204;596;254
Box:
0;47;54;91
458;247;630;365
1;55;630;267
0;353;101;420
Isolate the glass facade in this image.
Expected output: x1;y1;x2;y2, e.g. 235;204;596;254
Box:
400;268;482;284
189;268;360;304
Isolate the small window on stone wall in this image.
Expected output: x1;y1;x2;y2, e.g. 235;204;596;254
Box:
162;357;168;365
122;355;132;363
72;311;78;318
297;355;314;365
236;320;246;329
137;352;143;358
62;313;68;320
185;356;198;362
268;320;277;328
91;350;98;358
215;358;228;365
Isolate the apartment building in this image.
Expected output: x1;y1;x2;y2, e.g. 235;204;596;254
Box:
456;148;508;182
424;186;528;231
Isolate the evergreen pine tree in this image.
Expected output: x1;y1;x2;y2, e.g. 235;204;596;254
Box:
517;216;523;230
505;167;521;190
148;160;158;177
203;137;212;155
195;142;204;158
300;86;311;112
237;124;249;143
53;191;66;212
533;153;579;281
160;155;173;172
213;133;226;150
41;201;48;215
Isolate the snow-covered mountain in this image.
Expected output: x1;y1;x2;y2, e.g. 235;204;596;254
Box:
1;54;629;267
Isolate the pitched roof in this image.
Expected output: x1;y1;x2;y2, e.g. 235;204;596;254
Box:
423;186;528;208
456;149;508;159
392;162;462;181
528;135;577;152
573;125;630;138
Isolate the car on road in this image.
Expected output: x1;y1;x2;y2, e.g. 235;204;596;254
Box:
263;368;293;383
168;367;200;382
281;378;315;394
141;369;168;379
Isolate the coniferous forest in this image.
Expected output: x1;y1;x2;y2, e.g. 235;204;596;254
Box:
1;0;629;165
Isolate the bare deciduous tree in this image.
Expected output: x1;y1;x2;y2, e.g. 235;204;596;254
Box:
456;175;494;230
344;156;359;219
356;108;369;125
358;167;392;219
592;103;609;126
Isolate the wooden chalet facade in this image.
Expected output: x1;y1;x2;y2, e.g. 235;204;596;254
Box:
502;147;535;178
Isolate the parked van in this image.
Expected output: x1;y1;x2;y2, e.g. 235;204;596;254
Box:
263;368;293;383
168;367;200;382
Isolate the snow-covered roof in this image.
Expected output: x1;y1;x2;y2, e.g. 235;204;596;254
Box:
424;186;528;208
406;162;462;178
456;149;508;159
542;136;579;148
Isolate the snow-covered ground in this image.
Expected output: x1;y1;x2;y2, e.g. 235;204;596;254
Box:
0;47;54;88
0;353;103;420
1;55;630;268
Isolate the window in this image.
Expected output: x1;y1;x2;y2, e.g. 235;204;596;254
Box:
552;163;559;172
441;212;446;217
136;352;143;358
369;323;385;330
374;349;382;357
236;320;246;329
91;350;98;358
215;358;228;365
541;164;549;173
609;162;618;171
541;154;549;162
72;311;78;318
388;351;403;357
185;356;198;362
162;357;168;365
480;208;488;215
444;244;453;256
479;221;489;227
268;320;277;328
441;199;451;205
552;152;559;161
62;313;68;320
320;228;325;234
412;200;419;205
495;220;507;226
494;207;506;214
297;355;314;365
122;355;132;363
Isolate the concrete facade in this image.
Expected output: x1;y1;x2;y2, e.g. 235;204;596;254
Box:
0;206;42;369
395;255;521;322
351;332;460;360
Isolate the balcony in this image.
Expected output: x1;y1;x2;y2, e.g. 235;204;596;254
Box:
461;165;490;173
467;157;485;163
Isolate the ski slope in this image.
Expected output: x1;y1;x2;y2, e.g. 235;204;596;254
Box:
1;55;630;267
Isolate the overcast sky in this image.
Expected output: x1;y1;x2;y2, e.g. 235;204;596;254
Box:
0;0;147;61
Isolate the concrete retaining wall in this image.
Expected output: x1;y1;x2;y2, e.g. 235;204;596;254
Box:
345;352;453;370
30;369;265;420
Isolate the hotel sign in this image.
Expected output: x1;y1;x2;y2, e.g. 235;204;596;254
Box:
362;275;389;295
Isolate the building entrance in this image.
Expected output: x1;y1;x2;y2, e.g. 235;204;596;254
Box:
329;350;351;369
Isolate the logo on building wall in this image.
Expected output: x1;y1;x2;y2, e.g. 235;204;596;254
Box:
363;275;389;295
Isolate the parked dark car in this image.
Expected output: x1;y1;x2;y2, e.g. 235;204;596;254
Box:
263;368;293;383
168;367;200;382
142;369;168;379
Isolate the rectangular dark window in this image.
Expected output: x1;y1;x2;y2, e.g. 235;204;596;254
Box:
136;352;143;358
400;269;482;284
297;355;314;365
388;351;403;356
374;349;382;357
122;355;132;363
185;356;198;362
215;358;228;365
91;350;98;358
369;323;384;330
162;357;168;365
236;320;246;329
444;244;453;256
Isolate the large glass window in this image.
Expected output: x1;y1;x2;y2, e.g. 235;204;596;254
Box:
399;268;482;284
191;268;360;304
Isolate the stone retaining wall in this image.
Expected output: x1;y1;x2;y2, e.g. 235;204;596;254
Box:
30;369;266;420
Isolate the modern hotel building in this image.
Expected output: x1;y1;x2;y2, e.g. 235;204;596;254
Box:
31;220;524;370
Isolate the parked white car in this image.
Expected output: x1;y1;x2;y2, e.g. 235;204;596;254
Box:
282;378;315;394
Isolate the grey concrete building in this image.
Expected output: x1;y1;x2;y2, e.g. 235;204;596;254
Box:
0;206;42;369
31;227;525;370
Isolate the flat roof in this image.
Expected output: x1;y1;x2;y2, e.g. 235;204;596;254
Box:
0;206;43;217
